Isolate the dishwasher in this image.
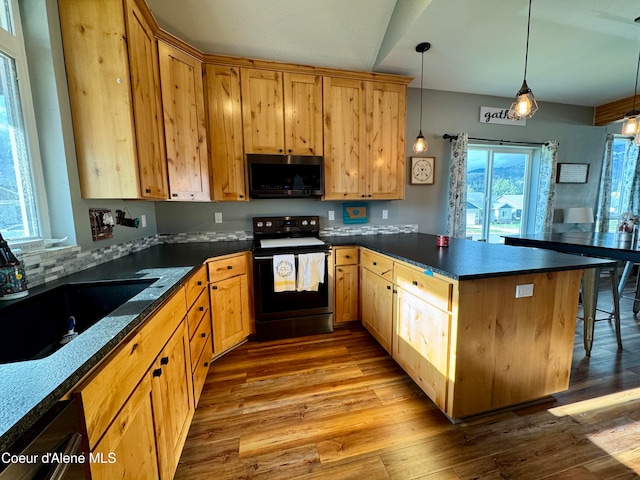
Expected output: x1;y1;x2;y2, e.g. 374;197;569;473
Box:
0;400;86;479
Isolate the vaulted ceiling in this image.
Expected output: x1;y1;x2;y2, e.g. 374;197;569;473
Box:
146;0;640;108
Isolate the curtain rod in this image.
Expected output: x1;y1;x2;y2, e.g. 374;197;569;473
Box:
442;133;550;147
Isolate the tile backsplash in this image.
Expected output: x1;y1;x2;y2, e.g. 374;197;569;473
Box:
18;224;418;289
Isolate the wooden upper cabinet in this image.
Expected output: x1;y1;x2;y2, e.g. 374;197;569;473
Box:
158;41;210;201
124;0;168;199
323;78;406;200
241;68;285;154
366;82;406;200
58;0;168;199
241;68;323;155
283;72;323;155
323;77;366;200
205;65;247;201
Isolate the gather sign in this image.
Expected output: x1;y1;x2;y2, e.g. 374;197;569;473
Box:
479;106;526;126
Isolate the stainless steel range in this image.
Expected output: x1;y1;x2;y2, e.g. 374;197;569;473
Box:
252;215;333;341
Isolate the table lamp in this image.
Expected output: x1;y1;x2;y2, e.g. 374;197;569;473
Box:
564;207;594;232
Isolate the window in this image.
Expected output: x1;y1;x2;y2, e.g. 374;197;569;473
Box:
466;145;533;243
0;0;46;241
606;136;633;232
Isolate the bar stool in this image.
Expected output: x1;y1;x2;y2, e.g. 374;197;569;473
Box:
580;264;622;353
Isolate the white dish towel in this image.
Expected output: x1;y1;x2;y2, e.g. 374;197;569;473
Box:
273;254;296;292
297;252;325;292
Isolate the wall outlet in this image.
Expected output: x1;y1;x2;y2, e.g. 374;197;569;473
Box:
328;210;335;221
382;209;388;219
140;214;147;228
214;212;223;224
515;283;534;298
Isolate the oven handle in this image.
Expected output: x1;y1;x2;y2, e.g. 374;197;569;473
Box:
253;252;331;261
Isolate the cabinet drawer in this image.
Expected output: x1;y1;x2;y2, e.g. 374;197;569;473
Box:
190;313;212;374
208;253;247;282
394;262;453;312
75;288;187;449
361;249;393;279
335;247;358;265
192;338;213;406
187;288;209;340
185;265;208;308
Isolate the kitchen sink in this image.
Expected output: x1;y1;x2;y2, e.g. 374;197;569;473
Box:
0;278;157;364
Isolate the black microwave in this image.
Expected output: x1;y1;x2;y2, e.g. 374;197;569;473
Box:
247;154;324;198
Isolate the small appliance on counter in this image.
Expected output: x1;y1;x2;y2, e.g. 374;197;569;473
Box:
0;232;29;300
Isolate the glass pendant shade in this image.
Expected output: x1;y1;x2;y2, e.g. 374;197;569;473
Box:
412;131;428;153
508;80;539;120
622;112;640;136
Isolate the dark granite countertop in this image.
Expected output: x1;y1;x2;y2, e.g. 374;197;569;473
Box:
0;241;252;452
325;233;614;280
0;235;612;452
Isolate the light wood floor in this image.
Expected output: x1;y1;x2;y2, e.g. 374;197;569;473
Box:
175;286;640;480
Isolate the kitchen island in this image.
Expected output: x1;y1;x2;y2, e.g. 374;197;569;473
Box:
0;235;613;451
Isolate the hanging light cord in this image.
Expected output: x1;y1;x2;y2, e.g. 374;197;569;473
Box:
632;48;640;111
523;0;532;81
419;50;424;131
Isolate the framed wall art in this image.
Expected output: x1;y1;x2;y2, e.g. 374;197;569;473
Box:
410;156;435;185
556;163;589;184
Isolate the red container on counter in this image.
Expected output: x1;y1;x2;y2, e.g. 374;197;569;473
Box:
436;234;449;247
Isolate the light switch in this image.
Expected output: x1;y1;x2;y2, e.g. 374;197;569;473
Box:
328;210;335;221
214;212;223;224
382;209;388;219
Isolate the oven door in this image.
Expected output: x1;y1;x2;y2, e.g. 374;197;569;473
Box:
252;250;333;339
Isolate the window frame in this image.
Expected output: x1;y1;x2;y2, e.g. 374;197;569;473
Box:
0;0;49;242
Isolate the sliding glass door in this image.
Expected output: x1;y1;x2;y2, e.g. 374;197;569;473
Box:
466;146;533;242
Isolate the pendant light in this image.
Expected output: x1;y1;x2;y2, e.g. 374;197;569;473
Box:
412;42;431;154
507;0;538;120
621;47;640;137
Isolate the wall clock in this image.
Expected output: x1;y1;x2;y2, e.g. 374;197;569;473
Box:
410;156;434;185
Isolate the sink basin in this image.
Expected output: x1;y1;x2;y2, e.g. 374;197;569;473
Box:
0;278;156;364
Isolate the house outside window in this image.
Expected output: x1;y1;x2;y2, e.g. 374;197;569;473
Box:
0;0;47;241
466;145;534;242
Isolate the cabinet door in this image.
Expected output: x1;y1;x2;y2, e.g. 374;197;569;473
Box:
124;0;168;199
58;0;140;199
241;68;284;154
205;65;247;201
335;264;359;323
283;72;323;155
158;41;210;201
360;267;393;354
366;82;406;199
211;274;250;354
152;321;194;480
89;374;159;480
394;288;450;410
323;77;366;200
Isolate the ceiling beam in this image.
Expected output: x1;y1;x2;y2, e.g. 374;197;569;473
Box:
594;94;640;126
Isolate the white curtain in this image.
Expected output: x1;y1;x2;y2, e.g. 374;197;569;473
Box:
533;140;558;233
595;134;614;232
619;140;640;216
446;133;468;238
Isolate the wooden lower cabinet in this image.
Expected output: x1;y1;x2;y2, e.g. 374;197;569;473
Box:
334;247;359;323
89;373;159;480
74;287;193;480
357;248;582;420
151;321;194;480
394;287;450;411
209;253;252;355
360;266;393;354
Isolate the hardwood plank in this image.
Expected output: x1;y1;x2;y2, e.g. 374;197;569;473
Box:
292;456;391;480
